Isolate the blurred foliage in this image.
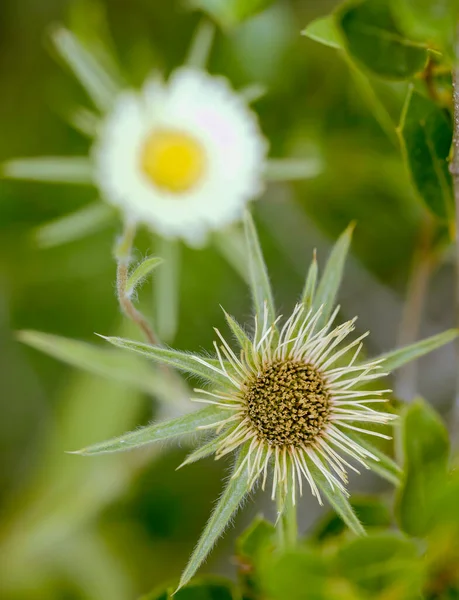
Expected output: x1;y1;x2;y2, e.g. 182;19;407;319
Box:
1;0;459;598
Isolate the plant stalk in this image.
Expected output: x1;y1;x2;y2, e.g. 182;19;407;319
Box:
276;463;297;549
451;30;459;443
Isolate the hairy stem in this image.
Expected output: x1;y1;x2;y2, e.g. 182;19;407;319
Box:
115;222;159;346
395;217;435;401
450;31;459;442
276;465;297;549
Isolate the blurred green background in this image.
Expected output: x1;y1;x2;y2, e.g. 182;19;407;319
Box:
0;0;455;598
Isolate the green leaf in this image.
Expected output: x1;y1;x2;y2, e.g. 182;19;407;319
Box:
34;203;114;248
243;211;277;334
337;0;428;80
265;157;323;181
301;251;318;309
73;405;224;455
336;532;422;596
377;328;458;372
51;26;122;111
126;256;163;296
312;223;354;329
222;310;252;352
154;237;180;343
346;432;402;486
310;464;366;536
391;0;458;58
398;87;454;220
313;497;392;541
178;431;229;469
102;336;231;388
178;445;251;590
1;157;94;184
236;516;276;562
185;18;216;70
396;398;449;536
17;330;166;396
302;15;342;49
188;0;275;29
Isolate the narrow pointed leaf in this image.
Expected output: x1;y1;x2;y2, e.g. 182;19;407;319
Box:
51;27;122;111
1;157;94;184
243;211;276;330
301;252;318;309
69;107;100;137
377;329;458;372
239;82;267;104
185;18;216;69
154;237;180;342
346;432;402;486
126;257;163;295
302;15;342;48
178;445;251;590
223;310;252;351
17;330;165;396
312;224;354;329
74;405;224;455
310;464;366;536
178;430;229;468
34;203;113;248
102;336;231;387
265;157;323;181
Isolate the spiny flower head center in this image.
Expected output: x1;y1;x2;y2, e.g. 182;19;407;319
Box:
243;359;331;447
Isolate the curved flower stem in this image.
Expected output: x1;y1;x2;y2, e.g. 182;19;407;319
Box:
115;221;159;346
276;464;297;549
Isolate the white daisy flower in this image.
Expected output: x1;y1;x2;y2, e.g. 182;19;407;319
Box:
93;67;268;245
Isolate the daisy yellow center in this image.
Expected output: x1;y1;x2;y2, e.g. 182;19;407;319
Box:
243;360;331;446
141;129;206;193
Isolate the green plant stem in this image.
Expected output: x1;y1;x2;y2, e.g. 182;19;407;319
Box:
115;222;159;346
276;466;297;549
450;28;459;445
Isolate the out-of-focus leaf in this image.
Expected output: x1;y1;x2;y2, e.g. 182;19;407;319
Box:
51;26;122;111
313;497;392;542
154;237;180;343
302;15;342;49
265;157;323;181
310;464;366;536
102;335;231;387
398;87;454;220
259;548;329;600
338;0;428;80
126;256;163;296
17;330;167;396
188;0;275;29
301;252;318;308
336;532;422;597
377;328;458;372
177;445;251;590
312;223;354;329
140;577;238;600
73;405;223;455
34;204;114;248
243;211;277;335
185;18;216;69
391;0;458;58
236;516;276;562
1;157;94;183
396;398;449;536
345;432;402;486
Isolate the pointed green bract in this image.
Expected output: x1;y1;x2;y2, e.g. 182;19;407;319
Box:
377;328;458;372
346;432;402;486
178;430;230;469
222;310;251;352
312;223;354;329
17;330;166;396
265;157;323;181
74;405;224;455
1;157;94;184
177;445;251;590
310;464;366;536
301;252;318;309
34;204;114;248
126;257;163;296
243;211;277;335
51;27;122;111
102;335;231;387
